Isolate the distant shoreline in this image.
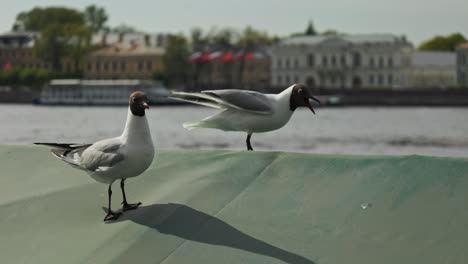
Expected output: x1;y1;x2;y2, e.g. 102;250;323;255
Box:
2;87;468;106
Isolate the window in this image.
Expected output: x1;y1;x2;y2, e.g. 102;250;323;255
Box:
388;57;393;68
369;75;374;85
87;63;91;71
369;57;375;67
285;59;290;69
285;75;290;84
121;62;126;71
277;75;282;84
138;61;144;71
340;55;346;66
104;62;108;72
353;53;361;67
388;74;393;85
294;59;299;69
96;62;100;72
308;54;315;67
322;55;328;67
147;61;153;71
277;59;282;68
379;57;384;68
378;74;383;85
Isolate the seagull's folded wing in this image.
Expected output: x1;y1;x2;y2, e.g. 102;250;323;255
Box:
170;90;273;115
79;139;125;172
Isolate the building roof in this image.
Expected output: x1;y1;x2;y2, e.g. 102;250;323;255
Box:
456;42;468;49
0;31;39;48
91;33;167;48
90;42;165;56
279;33;408;46
412;51;455;67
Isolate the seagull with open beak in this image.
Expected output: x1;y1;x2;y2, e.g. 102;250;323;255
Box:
170;84;320;150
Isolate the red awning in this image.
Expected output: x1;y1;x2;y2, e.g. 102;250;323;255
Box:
3;63;11;71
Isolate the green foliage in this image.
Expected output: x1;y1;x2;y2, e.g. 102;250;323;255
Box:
418;33;467;51
322;29;339;35
84;5;108;33
111;23;138;33
13;7;84;31
163;34;190;87
0;68;52;86
305;20;317;36
33;24;92;71
13;7;94;71
152;71;168;86
190;28;207;51
189;26;278;52
238;26;276;51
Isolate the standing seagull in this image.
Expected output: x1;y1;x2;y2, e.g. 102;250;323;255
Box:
170;84;320;150
35;92;154;221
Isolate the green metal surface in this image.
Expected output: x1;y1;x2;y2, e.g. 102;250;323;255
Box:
1;145;468;263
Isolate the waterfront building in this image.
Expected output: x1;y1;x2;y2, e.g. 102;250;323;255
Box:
188;50;271;90
456;43;468;86
402;51;456;88
271;34;413;89
83;33;166;80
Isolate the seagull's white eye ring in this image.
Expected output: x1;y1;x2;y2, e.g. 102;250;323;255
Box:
298;89;303;94
132;97;136;103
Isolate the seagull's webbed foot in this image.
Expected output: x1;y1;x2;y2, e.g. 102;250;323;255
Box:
122;201;142;211
104;210;122;221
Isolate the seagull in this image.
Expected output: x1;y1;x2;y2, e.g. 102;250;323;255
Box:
170;84;320;151
35;92;154;221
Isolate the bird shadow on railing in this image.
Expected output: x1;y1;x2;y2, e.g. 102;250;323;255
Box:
109;203;315;264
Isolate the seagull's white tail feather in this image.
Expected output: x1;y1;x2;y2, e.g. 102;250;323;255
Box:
183;120;220;130
183;121;203;130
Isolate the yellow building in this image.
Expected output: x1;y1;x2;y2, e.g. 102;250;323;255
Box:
84;34;166;80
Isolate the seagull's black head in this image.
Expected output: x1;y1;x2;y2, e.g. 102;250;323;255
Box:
289;84;320;114
129;91;149;116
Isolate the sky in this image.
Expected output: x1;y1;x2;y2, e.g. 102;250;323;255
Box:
0;0;467;46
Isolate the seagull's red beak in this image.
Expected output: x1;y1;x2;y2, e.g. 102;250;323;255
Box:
305;96;320;114
304;98;315;114
143;102;149;109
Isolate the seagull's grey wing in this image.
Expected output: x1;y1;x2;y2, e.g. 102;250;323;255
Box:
77;138;126;172
170;90;273;114
201;90;273;114
169;91;225;109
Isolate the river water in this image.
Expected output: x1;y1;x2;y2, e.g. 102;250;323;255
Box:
1;104;468;157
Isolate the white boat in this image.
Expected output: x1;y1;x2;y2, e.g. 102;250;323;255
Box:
38;79;180;105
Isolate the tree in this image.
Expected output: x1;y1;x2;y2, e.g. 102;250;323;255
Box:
12;7;84;31
111;23;138;33
190;28;207;51
163;34;190;87
419;33;467;51
33;24;92;71
84;5;108;33
305;20;317;36
235;26;276;86
12;7;91;72
322;29;339;35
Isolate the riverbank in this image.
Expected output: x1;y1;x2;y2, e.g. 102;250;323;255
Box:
1;146;468;263
2;86;468;106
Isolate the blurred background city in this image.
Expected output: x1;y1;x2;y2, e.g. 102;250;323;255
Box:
1;0;467;157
